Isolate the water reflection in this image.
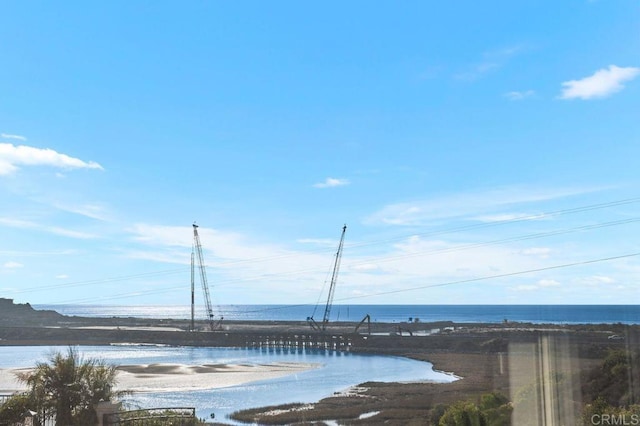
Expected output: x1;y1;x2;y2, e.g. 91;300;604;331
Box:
0;345;456;423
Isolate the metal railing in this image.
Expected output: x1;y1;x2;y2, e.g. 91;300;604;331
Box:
104;407;197;426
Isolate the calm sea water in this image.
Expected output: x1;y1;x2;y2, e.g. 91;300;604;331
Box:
35;304;640;324
0;345;455;423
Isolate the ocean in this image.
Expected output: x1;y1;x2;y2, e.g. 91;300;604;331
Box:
34;304;640;324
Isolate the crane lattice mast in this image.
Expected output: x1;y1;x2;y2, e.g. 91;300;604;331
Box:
190;251;195;332
191;223;221;330
308;224;347;332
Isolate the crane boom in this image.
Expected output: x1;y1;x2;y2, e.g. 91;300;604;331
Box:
192;223;219;330
322;224;346;328
308;224;346;332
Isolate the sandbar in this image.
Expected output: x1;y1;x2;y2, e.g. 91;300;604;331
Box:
0;362;321;394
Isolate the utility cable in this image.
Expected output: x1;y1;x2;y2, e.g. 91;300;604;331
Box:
13;196;639;295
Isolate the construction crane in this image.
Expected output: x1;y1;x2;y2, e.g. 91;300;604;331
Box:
355;314;371;335
191;223;223;331
308;224;347;332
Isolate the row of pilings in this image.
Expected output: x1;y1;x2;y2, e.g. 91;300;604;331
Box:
245;333;354;351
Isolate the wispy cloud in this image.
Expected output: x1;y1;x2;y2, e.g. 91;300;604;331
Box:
0;143;104;175
1;133;27;141
455;45;526;81
364;185;600;226
3;261;24;269
297;238;336;246
48;227;98;239
559;65;640;100
520;247;552;258
124;223;338;302
514;279;560;292
504;90;535;101
51;202;110;221
0;217;37;229
473;213;543;223
0;216;99;239
313;177;350;188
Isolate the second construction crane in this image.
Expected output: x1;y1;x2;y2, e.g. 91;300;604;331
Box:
191;223;223;331
308;224;347;332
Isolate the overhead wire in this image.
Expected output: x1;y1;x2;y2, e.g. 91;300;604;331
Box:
48;215;640;305
14;197;639;298
333;252;640;302
56;251;640;307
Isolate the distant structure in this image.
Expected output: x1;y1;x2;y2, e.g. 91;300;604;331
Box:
308;224;347;332
191;223;223;331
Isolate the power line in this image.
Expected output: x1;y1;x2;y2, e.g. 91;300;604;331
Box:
50;216;640;305
333;252;640;302
12;196;639;307
344;197;640;251
344;217;640;268
14;196;639;296
56;251;640;310
10;267;190;295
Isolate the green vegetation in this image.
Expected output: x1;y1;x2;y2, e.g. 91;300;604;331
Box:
0;347;121;426
583;349;639;406
434;392;512;426
580;349;640;424
115;408;204;425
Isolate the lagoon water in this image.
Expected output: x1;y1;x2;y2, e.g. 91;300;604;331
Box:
0;345;455;422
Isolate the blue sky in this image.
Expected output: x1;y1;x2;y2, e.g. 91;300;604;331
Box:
1;1;639;308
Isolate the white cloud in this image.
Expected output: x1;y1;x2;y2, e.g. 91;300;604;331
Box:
559;65;640;100
504;90;535;100
52;202;110;221
455;45;526;81
515;284;539;291
513;279;559;292
48;227;98;239
364;185;599;226
56;274;69;279
350;263;380;271
0;217;37;229
0;216;98;239
297;238;336;246
578;275;616;286
124;223;339;302
474;213;538;222
538;279;560;287
0;143;103;175
520;247;552;258
313;177;350;188
1;133;27;141
3;261;24;269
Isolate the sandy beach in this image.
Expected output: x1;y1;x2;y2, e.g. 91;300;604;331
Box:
0;361;321;394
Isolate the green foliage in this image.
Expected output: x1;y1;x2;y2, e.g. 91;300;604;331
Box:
479;392;509;411
117;409;200;425
438;393;512;426
430;403;448;424
15;347;121;426
439;401;484;426
583;349;640;407
0;393;34;425
581;398;640;426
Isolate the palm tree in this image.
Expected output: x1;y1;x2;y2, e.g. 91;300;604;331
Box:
15;347;121;425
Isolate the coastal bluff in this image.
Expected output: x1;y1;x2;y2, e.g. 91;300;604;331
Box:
0;298;64;325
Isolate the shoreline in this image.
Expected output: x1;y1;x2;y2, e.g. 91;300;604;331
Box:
1;301;637;424
0;361;322;394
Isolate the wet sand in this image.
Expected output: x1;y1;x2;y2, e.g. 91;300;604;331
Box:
0;361;320;394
